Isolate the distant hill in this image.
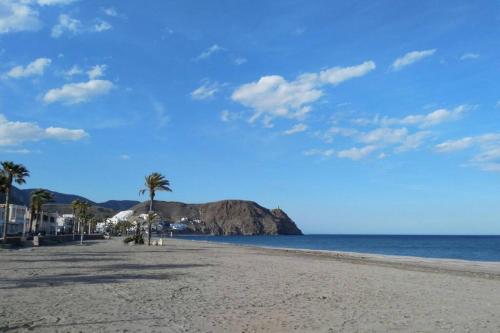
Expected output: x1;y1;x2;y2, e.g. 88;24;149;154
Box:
132;200;303;236
1;187;139;212
41;204;116;219
98;200;141;211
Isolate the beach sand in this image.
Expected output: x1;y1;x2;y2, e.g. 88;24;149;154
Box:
1;238;500;332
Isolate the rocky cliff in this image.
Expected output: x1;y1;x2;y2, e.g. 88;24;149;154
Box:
131;200;303;236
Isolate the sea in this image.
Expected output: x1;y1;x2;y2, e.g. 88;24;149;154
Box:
179;234;500;262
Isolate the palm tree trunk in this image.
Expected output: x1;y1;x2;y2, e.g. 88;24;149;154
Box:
34;212;37;233
148;194;154;246
148;222;152;246
28;208;35;235
80;218;84;244
2;187;11;239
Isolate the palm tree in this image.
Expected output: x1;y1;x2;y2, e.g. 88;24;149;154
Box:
1;161;30;240
76;201;92;245
140;172;172;245
71;199;81;240
29;189;53;234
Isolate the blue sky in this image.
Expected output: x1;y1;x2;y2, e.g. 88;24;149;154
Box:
1;0;500;234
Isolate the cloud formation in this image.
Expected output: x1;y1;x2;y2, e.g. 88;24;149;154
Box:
308;105;471;162
303;145;377;160
337;145;377;160
0;0;41;34
232;61;375;125
43;79;114;105
283;123;307;135
51;14;82;38
93;20;112;32
103;7;118;17
191;81;222;100
0;114;88;146
435;133;500;172
195;44;223;61
460;53;480;60
391;49;436;71
36;0;78;5
354;105;471;128
6;57;51;78
87;64;106;79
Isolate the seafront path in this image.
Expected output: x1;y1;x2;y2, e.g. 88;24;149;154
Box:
1;238;500;332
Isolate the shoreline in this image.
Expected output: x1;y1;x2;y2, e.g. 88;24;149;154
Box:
177;237;500;278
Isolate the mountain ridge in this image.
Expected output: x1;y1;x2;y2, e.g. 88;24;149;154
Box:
2;187;140;211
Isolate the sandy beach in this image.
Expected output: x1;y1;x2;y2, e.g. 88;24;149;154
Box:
1;238;500;333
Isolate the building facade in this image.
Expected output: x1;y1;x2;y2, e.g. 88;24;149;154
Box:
0;204;30;236
56;214;75;234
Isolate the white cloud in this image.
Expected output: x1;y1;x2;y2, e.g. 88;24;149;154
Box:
51;14;82;38
103;7;118;17
0;0;41;34
119;154;130;160
476;163;500;172
191;81;222;100
233;74;320;123
283;123;307;135
36;0;78;5
396;105;469;128
377;152;388;159
1;148;32;154
64;65;83;77
234;57;247;65
151;100;169;127
303;148;335;157
358;127;408;145
318;126;358;143
93;20;111;32
43;79;114;105
6;57;51;78
395;131;431;152
435;133;500;172
337;145;377;160
232;61;375;126
220;110;231;122
305;145;378;161
220;110;242;122
318;61;376;85
0;114;88;146
436;134;500;153
87;64;106;79
460;53;480;60
357;105;471;129
435;137;474;152
45;127;88;140
195;44;223;61
391;49;436;71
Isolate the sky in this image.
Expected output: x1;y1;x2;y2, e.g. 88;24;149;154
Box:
1;0;500;234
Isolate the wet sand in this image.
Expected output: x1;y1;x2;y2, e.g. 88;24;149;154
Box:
1;238;499;332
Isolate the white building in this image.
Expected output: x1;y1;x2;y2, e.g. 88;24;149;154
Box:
56;214;75;234
107;210;134;225
36;211;59;235
0;204;30;236
171;223;188;231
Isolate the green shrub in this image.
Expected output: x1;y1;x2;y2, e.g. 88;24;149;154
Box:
123;235;144;244
135;234;144;244
123;236;134;244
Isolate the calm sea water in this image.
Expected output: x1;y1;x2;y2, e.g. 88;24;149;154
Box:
179;235;500;262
